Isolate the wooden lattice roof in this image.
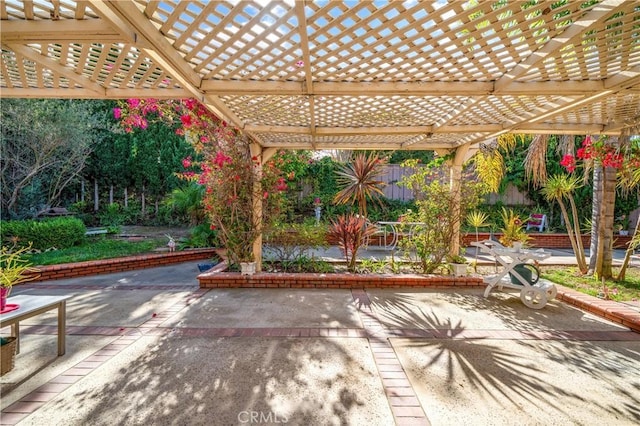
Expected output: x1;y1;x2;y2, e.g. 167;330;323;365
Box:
1;0;639;151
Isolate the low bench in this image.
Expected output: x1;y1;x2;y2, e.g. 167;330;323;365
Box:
85;228;108;236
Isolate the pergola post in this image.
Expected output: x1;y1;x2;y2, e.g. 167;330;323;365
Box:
250;143;277;272
449;144;470;256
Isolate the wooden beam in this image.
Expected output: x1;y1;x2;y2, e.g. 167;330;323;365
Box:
245;123;616;137
0;20;124;43
0;87;193;99
245;125;434;136
294;1;313;96
91;1;200;84
201;80;302;95
201;79;607;97
314;81;492;96
259;142;441;150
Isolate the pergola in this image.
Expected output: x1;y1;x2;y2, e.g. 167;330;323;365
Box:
2;0;639;263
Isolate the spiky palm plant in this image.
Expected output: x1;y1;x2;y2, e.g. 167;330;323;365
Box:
498;208;530;248
328;214;379;272
541;174;588;273
333;152;387;217
467;210;490;271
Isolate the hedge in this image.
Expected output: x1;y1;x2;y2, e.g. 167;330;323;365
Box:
1;217;86;250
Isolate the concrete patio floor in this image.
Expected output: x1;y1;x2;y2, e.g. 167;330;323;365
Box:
1;260;640;425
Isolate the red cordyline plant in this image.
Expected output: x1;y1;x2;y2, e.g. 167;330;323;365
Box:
114;98;291;265
328;213;378;272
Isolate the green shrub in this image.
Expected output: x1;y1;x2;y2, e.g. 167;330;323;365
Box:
265;223;328;263
68;201;96;226
180;223;219;248
98;203;126;227
1;217;86;250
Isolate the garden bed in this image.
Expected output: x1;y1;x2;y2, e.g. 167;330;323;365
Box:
21;248;218;283
198;261;484;289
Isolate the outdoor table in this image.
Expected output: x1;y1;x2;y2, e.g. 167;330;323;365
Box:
374;221;425;251
471;240;556;309
0;295;70;356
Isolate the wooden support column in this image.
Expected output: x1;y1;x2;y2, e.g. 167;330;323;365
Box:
249;145;276;272
250;143;263;272
449;144;470;256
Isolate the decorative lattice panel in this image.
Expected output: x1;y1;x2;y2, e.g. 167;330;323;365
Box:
549;93;640;126
1;0;639;146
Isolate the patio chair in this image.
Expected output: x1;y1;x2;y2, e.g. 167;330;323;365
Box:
526;214;546;232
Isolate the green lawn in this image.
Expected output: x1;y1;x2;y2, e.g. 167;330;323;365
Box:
25;238;164;266
542;266;640;302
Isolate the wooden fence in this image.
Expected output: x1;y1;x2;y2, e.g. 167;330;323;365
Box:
378;164;534;205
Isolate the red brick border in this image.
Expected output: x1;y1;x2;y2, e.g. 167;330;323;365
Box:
198;264;484;290
23;249;218;283
556;285;640;333
460;232;632;249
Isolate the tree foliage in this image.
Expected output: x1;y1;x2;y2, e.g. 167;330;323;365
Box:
1;99;110;218
399;161;487;273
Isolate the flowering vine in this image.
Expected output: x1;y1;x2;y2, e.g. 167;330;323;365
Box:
113;98;295;265
560;135;639;174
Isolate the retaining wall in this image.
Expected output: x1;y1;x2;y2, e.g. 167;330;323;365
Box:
25;248;218;282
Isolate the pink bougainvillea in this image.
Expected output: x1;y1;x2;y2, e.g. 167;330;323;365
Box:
114;97;295;265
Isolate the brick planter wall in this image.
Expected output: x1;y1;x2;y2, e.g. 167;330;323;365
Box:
24;248;218;283
461;232;632;249
198;263;484;289
329;232;632;249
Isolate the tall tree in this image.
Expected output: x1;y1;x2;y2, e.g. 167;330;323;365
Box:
1;99;109;218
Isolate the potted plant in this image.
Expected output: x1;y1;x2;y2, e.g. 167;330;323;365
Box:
446;254;468;277
498;208;530;247
1;244;40;310
616;215;630;236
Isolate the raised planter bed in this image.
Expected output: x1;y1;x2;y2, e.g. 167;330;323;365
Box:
462;232;632;249
198;262;483;289
22;248;219;283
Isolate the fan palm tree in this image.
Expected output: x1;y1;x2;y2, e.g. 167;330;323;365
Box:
333;152;387;217
166;183;205;226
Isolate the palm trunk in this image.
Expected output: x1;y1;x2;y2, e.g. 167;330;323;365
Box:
617;215;639;281
568;195;588;271
558;198;588;273
588;165;602;272
595;166;616;279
